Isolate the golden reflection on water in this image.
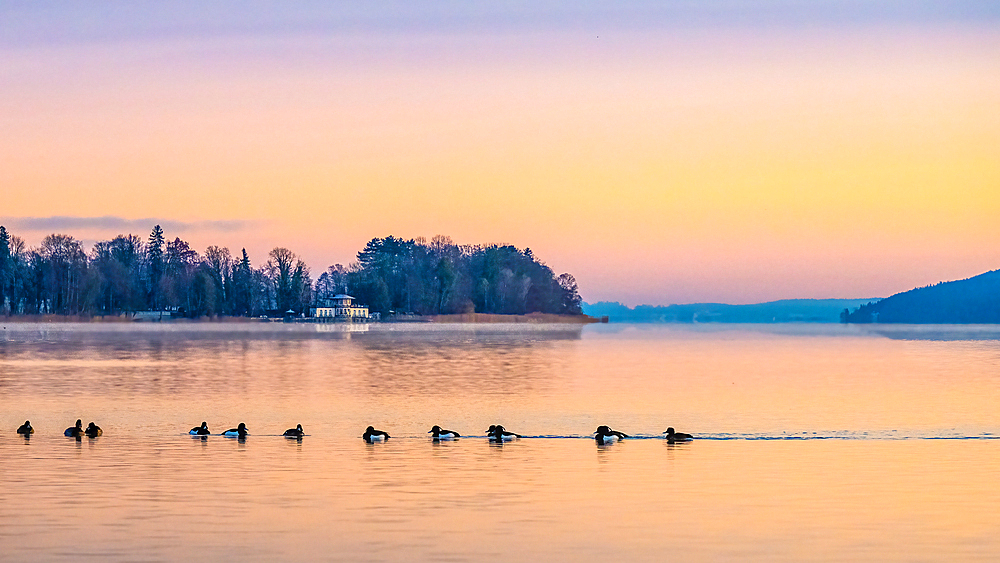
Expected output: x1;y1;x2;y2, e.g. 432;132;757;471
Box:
2;437;999;562
1;323;999;561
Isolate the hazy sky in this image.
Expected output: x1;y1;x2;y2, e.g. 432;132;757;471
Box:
2;2;998;305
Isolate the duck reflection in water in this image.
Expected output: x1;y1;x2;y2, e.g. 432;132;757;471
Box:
595;425;629;445
363;426;390;443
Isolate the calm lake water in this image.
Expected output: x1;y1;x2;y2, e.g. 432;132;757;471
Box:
1;322;999;562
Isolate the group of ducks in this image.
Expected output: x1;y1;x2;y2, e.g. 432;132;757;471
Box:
190;422;694;446
189;422;305;439
15;420;695;444
358;424;510;442
16;420;103;438
595;425;694;444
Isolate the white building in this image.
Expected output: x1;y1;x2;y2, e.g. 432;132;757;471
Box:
314;294;369;320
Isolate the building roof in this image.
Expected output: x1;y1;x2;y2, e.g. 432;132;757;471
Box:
333;294;355;299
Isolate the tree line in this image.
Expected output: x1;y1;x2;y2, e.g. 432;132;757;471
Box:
0;227;581;318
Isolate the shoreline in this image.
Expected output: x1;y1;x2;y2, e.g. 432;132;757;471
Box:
0;315;260;324
428;313;600;324
0;313;601;325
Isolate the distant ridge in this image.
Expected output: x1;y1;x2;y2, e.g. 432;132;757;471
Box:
843;270;1000;324
583;298;875;323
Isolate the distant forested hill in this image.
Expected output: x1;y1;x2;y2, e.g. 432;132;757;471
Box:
583;299;874;323
842;270;1000;323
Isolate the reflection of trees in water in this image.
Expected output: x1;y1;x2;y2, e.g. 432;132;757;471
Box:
0;325;583;399
350;329;582;396
0;328;329;396
865;326;1000;342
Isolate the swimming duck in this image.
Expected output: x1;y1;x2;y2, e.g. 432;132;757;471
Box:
64;419;83;438
595;425;629;445
222;423;249;438
664;427;694;443
189;422;211;435
486;425;522;441
85;422;103;437
283;424;305;438
429;425;460;440
363;426;390;443
17;420;33;435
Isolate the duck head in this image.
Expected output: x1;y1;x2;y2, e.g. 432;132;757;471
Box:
595;425;611;435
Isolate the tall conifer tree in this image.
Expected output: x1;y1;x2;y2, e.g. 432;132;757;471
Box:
147;225;165;309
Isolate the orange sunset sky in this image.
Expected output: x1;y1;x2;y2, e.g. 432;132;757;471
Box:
2;2;999;305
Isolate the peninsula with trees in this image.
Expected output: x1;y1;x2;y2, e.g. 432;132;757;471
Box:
0;226;584;321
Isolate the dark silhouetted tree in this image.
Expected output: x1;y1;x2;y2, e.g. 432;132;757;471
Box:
556;273;582;314
39;235;88;314
91;234;145;314
231;248;254;316
0;226;9;314
204;246;234;315
163;237;199;314
146;225;165;309
265;247;310;314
